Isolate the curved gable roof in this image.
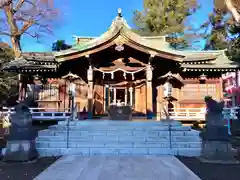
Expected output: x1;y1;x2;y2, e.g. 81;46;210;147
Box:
54;9;233;65
55;9;185;62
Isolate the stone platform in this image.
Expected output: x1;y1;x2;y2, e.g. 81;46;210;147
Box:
34;156;201;180
36;120;202;157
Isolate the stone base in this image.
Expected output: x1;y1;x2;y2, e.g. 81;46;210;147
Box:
231;120;240;136
159;119;181;126
199;140;238;164
198;157;239;164
3;140;38;162
108;105;132;121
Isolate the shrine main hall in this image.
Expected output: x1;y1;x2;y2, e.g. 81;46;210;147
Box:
3;9;239;119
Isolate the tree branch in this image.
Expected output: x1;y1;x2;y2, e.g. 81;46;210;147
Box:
225;0;240;23
19;20;35;35
0;31;11;36
23;31;37;38
0;0;12;8
13;0;25;13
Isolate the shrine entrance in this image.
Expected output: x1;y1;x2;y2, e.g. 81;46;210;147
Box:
116;88;125;104
104;85;135;112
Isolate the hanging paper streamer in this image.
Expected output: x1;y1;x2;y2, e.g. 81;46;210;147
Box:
131;73;134;80
123;72;126;79
111;72;114;79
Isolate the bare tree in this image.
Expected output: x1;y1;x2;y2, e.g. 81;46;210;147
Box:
215;0;240;23
0;0;58;57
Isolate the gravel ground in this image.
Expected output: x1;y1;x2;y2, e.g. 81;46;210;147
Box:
0;157;59;180
177;156;240;180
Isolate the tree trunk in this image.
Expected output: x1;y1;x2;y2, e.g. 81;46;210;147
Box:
11;36;21;57
4;4;22;57
225;0;240;23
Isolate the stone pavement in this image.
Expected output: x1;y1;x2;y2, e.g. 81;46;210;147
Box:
34;155;201;180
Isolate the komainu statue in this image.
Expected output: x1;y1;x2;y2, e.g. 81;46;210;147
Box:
204;96;224;126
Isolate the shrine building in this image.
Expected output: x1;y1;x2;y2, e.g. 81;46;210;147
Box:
3;9;240;119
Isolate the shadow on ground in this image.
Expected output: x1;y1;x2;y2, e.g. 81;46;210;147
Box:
177;156;240;180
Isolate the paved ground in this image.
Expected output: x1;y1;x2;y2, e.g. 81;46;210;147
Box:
34;156;201;180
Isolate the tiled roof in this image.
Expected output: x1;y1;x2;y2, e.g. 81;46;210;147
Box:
2;56;56;72
21;52;56;62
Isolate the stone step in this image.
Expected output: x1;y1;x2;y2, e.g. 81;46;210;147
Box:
38;129;200;137
48;125;192;131
36;141;201;149
36;135;201;142
36;147;201;157
57;120;182;126
36;121;201;157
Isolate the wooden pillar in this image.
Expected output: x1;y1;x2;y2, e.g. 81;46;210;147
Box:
129;87;133;106
124;87;128;105
113;87;117;104
135;87;140;112
103;85;106;112
18;74;26;102
146;63;153;119
216;78;223;101
87;65;93;119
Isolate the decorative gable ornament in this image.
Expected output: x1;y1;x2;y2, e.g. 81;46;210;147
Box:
115;45;124;51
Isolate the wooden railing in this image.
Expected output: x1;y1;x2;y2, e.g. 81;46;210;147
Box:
168;108;206;121
1;107;71;121
156;108;206;121
0;107;238;122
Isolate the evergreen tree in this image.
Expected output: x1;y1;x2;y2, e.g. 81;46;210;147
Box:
202;9;229;50
52;40;72;51
227;24;240;61
0;45;18;106
133;0;199;49
200;8;240;62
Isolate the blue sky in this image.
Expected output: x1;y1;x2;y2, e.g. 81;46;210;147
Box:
1;0;214;52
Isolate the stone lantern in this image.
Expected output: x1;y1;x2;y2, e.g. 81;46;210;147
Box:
62;72;79;120
163;81;173;97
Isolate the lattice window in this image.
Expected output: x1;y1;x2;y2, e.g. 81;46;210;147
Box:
181;83;217;100
38;84;59;100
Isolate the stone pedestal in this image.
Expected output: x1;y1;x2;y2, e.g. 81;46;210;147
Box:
3;103;38;162
231;120;240;154
200;141;235;162
3;140;38;161
108;105;132;120
200;126;237;163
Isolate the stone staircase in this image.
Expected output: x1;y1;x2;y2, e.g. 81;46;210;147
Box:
36;120;202;157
